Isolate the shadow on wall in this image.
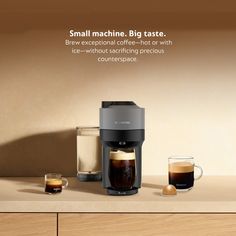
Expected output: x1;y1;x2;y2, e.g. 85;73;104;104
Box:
0;129;77;177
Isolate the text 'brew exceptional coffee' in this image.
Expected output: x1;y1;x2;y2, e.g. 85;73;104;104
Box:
109;150;136;191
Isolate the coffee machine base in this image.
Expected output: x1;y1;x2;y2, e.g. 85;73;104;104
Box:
107;188;138;196
77;172;102;182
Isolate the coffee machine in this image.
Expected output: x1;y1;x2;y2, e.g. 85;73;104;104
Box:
100;101;145;195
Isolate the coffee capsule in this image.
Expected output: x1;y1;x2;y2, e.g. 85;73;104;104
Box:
162;184;177;196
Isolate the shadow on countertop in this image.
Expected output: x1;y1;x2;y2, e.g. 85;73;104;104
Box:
142;182;166;197
0;129;77;177
18;189;45;195
142;183;164;190
66;178;106;195
4;177;106;196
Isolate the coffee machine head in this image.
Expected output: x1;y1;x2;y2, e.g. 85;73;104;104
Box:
100;101;145;195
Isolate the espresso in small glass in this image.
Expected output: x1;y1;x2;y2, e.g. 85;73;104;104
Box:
44;173;68;194
45;179;63;194
109;150;135;191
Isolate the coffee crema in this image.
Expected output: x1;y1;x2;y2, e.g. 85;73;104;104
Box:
45;179;63;194
110;150;135;161
168;162;194;173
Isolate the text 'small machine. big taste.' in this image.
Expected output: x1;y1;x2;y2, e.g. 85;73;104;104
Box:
100;101;145;195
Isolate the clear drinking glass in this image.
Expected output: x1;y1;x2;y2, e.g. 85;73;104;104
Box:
109;148;136;191
76;127;102;181
168;156;203;191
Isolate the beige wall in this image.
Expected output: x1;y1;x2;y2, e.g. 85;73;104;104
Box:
0;1;236;176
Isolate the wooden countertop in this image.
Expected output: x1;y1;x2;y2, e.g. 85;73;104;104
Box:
0;176;235;213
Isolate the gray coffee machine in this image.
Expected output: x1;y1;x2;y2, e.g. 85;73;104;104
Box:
100;101;145;195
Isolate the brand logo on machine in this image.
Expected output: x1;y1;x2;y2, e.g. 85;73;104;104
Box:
114;121;131;125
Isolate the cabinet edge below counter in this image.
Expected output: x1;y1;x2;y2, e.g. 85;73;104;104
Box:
0;201;236;213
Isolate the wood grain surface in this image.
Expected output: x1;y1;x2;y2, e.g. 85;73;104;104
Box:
0;213;56;236
59;213;236;236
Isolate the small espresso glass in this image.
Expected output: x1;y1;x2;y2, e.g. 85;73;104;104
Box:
45;173;68;194
168;156;203;191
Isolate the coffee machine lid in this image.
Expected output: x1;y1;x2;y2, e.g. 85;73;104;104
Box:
100;101;144;130
102;101;136;108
